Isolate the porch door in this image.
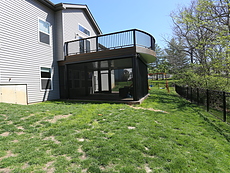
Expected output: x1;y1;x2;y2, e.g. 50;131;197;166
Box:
93;70;111;93
101;70;109;92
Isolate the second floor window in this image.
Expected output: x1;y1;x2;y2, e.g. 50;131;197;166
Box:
79;25;90;36
39;19;50;45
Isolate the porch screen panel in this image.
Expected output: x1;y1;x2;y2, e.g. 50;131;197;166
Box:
135;58;148;100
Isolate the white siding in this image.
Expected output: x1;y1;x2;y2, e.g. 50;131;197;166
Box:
0;0;59;103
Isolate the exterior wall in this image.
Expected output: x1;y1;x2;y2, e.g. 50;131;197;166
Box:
54;10;64;61
55;8;98;60
0;0;60;103
63;9;98;42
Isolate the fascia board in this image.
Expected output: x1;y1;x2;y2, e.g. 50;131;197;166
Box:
62;4;102;35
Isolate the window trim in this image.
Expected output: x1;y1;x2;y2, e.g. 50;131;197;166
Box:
40;66;53;91
38;17;51;45
78;23;90;36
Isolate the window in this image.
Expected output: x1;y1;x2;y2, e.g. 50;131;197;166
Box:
41;67;52;90
39;19;50;45
79;25;90;36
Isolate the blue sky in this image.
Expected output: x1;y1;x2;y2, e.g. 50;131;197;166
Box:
51;0;192;48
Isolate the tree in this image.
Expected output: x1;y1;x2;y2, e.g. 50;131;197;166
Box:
148;44;169;74
167;0;230;90
164;38;189;76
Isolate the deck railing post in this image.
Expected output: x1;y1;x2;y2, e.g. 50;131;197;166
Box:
65;42;69;56
96;36;98;52
223;92;227;122
133;30;136;47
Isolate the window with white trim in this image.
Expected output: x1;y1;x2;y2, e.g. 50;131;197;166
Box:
79;24;90;36
39;19;50;45
40;67;52;90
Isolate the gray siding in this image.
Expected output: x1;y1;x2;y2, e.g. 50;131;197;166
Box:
63;9;98;42
56;8;99;61
54;10;64;61
0;0;59;103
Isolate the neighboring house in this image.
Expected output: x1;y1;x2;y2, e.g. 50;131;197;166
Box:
0;0;156;105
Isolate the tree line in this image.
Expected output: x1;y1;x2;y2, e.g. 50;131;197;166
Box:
149;0;230;91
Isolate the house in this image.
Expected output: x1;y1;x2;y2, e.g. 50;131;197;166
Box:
0;0;156;105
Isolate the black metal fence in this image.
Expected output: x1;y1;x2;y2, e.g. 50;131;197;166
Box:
175;85;230;123
65;29;155;56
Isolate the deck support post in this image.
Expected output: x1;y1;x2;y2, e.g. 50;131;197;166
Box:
132;55;138;101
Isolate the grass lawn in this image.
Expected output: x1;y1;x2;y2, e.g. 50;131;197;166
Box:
0;87;230;172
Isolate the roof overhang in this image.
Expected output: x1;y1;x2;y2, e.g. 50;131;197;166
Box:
60;4;102;35
36;0;102;35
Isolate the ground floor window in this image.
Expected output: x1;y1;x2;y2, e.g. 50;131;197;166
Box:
40;67;52;90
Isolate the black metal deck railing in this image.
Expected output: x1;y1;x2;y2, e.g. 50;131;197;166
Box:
65;29;155;56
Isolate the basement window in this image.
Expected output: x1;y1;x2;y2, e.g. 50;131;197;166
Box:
39;19;50;45
40;67;52;90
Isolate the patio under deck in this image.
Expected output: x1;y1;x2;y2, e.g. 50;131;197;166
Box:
62;92;149;104
58;29;156;102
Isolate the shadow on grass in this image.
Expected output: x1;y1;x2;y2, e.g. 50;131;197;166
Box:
45;100;124;105
146;88;196;112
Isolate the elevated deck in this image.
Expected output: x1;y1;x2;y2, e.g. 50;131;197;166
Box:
58;29;156;66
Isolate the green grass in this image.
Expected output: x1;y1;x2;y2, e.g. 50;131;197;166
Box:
0;88;230;172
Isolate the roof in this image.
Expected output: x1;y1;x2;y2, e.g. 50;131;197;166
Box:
37;0;102;35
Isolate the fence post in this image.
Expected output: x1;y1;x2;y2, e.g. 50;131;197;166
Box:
206;89;209;112
190;87;193;102
186;87;189;100
223;92;227;122
197;88;199;105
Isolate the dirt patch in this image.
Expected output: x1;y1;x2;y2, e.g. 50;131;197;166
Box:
7;121;13;125
0;150;18;161
0;114;7;120
45;114;72;123
63;154;71;161
145;164;152;173
16;126;24;130
15;132;25;135
43;161;55;173
129;105;168;113
0;168;12;173
78;146;87;160
0;132;10;137
44;136;61;144
22;163;30;169
77;138;85;142
21;114;35;120
12;140;19;143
